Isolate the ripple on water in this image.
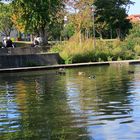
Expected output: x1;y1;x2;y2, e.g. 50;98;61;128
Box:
1;66;140;139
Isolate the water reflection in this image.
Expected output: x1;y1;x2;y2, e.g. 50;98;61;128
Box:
0;64;140;139
0;81;20;134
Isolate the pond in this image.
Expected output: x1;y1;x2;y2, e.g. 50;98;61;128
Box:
0;64;140;140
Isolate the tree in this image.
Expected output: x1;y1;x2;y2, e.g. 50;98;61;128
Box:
47;8;66;41
66;0;94;42
62;22;75;39
94;0;134;39
11;0;65;45
0;3;13;36
95;15;109;39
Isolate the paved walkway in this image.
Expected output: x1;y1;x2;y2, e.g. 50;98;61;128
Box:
0;60;140;73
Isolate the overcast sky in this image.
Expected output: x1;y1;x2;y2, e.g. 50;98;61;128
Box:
128;0;140;15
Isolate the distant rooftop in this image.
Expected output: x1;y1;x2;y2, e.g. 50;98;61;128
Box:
127;14;140;23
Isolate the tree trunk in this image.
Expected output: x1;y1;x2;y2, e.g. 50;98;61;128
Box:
99;32;103;40
85;29;89;39
110;28;112;39
96;30;102;39
116;28;121;39
39;27;48;45
79;30;82;47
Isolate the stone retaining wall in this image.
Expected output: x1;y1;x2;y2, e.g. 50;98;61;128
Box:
0;47;50;55
0;53;63;68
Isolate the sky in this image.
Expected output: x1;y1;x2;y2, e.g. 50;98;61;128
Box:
128;0;140;15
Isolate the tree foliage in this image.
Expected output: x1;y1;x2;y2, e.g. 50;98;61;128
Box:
0;3;13;36
65;0;134;39
67;0;93;33
94;0;134;39
11;0;65;44
0;0;135;42
11;7;25;33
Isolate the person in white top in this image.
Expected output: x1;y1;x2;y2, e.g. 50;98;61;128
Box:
33;36;42;47
2;37;7;48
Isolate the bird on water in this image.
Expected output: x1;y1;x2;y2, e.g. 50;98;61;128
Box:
56;68;66;75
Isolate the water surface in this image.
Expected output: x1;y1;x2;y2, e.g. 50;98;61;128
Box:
1;64;140;140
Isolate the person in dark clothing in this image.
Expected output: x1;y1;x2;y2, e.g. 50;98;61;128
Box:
6;37;14;48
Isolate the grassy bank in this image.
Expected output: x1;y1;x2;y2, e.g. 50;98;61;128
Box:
14;41;32;48
50;23;140;64
50;36;139;64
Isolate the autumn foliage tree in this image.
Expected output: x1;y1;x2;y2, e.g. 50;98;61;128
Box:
11;8;25;33
66;0;94;42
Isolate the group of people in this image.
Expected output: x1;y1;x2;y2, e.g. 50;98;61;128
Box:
2;37;15;48
1;35;42;48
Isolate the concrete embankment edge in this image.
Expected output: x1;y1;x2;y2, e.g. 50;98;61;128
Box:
0;60;140;73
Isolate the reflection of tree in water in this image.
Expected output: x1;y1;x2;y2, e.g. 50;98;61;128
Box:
96;65;133;116
63;65;136;139
0;81;20;138
22;74;91;140
0;65;135;140
67;65;134;123
0;71;91;140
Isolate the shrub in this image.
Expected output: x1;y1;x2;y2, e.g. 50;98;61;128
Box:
134;45;140;56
